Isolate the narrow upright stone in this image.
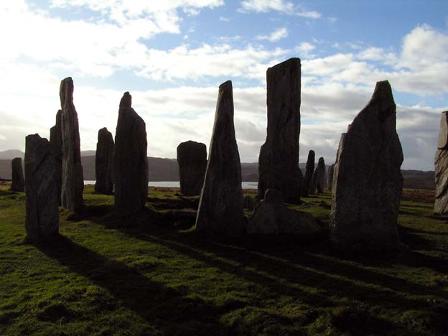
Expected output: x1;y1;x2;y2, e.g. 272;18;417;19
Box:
302;150;315;196
327;164;335;192
195;81;244;236
10;157;24;192
434;111;448;215
114;92;148;214
330;81;403;251
50;110;62;204
25;134;59;242
258;58;301;203
312;157;326;193
60;78;84;213
177;141;207;196
95;127;114;195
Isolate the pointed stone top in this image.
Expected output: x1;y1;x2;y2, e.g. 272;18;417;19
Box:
59;77;74;108
371;80;394;103
98;127;110;135
268;57;301;72
219;80;232;90
318;157;325;165
120;91;132;109
361;80;396;122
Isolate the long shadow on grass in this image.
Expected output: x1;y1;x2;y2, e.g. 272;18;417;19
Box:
37;235;229;336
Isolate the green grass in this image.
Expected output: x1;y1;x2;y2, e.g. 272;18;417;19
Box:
0;185;447;335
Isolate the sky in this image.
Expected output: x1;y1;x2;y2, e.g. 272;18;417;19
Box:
0;0;447;170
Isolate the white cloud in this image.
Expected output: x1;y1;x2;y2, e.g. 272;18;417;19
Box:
256;27;288;42
240;0;321;18
296;42;315;56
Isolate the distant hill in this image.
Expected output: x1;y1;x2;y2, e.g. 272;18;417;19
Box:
0;149;436;190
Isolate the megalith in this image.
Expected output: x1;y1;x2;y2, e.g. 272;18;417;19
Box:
302;150;315;197
434;111;448;215
312;157;326;193
114;92;148;214
258;58;301;203
327;164;335;193
25;134;59;242
50;109;62;204
195;81;244;236
95;127;114;195
177;141;207;196
330;81;403;251
60;78;84;213
10;157;24;192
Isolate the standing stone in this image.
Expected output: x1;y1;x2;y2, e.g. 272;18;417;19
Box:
434;111;448;215
95;127;114;195
25;134;59;242
327;164;335;192
195;81;244;236
330;81;403;251
50;110;62;204
312;157;326;193
10;157;24;192
60;78;84;213
302;150;315;196
258;58;301;203
114;92;148;214
177;141;207;196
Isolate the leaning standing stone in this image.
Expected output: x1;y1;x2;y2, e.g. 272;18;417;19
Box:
10;157;24;192
302;150;315;197
330;81;403;251
434;111;448;215
95;127;114;195
114;92;148;214
25;134;59;242
195;81;244;236
60;78;84;213
258;58;301;203
50;109;62;204
177;141;207;196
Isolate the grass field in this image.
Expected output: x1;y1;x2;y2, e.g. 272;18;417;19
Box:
0;183;447;335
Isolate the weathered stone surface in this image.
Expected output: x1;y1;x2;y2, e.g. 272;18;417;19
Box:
327;164;335;192
10;157;24;192
95;127;114;195
312;157;326;194
60;78;84;213
114;92;148;214
302;150;315;197
25;134;59;242
177;141;207;196
248;189;321;235
330;81;403;251
195;81;244;236
258;58;301;203
434;111;448;215
50;110;62;204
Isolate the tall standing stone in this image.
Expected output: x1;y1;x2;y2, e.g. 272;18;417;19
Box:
302;150;315;196
114;92;148;214
177;141;207;196
60;78;84;213
195;81;244;236
258;58;301;203
25;134;59;242
327;164;335;192
434;111;448;215
330;81;403;251
312;157;326;193
95;127;114;195
50;110;62;204
10;157;24;192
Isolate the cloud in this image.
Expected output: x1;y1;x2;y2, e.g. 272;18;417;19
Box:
256;27;288;42
296;42;316;56
240;0;321;18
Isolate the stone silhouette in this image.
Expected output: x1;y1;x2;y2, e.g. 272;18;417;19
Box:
312;157;326;193
195;81;244;236
49;110;62;204
248;189;321;235
330;81;403;251
25;134;59;242
327;164;335;192
302;150;315;196
10;157;24;192
434;111;448;215
114;92;148;214
95;127;114;195
177;141;207;196
60;78;84;213
258;58;301;203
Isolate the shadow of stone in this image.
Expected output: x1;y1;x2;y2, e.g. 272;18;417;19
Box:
36;235;229;335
